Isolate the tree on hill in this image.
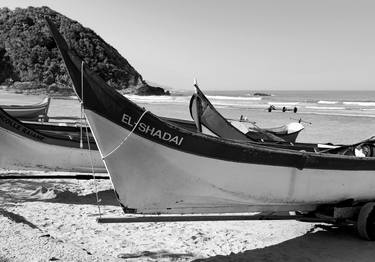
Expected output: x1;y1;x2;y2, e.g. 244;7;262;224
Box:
0;6;169;95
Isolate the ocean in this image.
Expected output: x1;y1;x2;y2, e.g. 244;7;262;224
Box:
1;89;375;144
127;90;375;118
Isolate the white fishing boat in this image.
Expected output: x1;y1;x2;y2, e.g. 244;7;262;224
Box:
189;83;304;143
0;107;105;172
48;18;375;240
1;97;51;121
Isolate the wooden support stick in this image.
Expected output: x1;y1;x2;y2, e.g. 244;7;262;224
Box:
97;214;334;223
0;174;109;180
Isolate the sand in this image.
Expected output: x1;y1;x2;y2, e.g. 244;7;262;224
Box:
2;93;375;261
1;170;375;261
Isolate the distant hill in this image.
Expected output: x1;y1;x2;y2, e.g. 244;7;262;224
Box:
0;6;169;95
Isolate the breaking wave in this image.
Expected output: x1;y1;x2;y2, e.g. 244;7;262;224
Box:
206;95;262;101
122;93;375;118
317;100;339;104
125;95;190;104
343;101;375;106
305;106;345;110
267;102;299;106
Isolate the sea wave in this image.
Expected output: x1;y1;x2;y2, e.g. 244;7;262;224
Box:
267;102;299;106
317;100;338;104
301;111;375;118
343;101;375;106
207;95;262;101
125;95;190;104
124;94;262;105
122;94;375;117
305;106;345;110
211;101;266;109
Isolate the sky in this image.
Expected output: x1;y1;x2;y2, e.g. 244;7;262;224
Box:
2;0;375;91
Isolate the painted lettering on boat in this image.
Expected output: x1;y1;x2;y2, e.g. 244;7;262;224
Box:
0;114;44;140
121;113;184;146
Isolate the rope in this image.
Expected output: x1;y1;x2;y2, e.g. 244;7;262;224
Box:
102;110;149;159
80;61;102;218
79;61;84;149
84;122;103;218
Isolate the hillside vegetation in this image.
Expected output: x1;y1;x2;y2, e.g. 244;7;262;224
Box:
0;6;169;95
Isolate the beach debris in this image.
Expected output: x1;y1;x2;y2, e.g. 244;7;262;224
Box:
30;186;48;195
290;117;312;125
30;186;60;199
82;248;92;255
39;233;52;238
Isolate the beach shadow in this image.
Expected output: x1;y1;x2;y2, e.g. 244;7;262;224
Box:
117;250;195;260
194;224;375;262
0;208;40;230
41;189;118;206
0;179;74;203
0;179;118;206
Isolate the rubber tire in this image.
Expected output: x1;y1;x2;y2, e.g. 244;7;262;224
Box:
357;202;375;240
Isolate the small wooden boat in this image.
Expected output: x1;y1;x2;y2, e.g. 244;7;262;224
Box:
244;122;303;143
1;97;51;121
0;107;105;172
248;122;303;143
48;18;375;240
189;85;304;143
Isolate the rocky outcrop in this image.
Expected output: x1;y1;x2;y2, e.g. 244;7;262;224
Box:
0;6;169;95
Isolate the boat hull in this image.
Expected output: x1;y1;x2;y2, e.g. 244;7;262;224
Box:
2;97;51;120
4;106;47;119
0;125;105;173
86;110;375;214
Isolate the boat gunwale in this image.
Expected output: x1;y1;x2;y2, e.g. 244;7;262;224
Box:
1;97;50;110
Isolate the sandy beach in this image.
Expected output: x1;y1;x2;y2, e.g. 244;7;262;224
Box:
2;170;375;261
1;93;375;261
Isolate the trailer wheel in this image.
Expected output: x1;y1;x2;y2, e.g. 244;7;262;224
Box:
357;202;375;240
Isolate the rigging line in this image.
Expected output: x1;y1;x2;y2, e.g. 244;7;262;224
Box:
79;61;84;149
102;110;149;159
80;60;103;218
84;122;103;218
